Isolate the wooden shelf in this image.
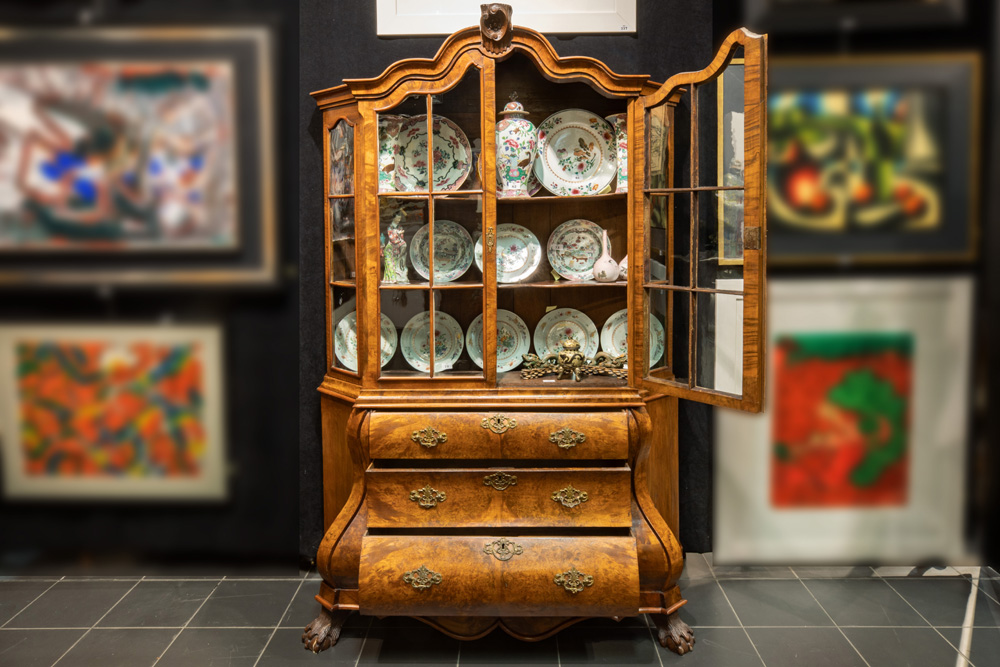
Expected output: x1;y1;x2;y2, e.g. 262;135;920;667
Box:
497;192;627;204
379;281;484;290
498;280;627;289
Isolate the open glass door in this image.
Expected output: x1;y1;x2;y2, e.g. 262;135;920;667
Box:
639;28;767;412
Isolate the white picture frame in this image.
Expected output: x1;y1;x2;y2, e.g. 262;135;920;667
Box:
0;324;226;500
715;277;973;564
376;0;637;36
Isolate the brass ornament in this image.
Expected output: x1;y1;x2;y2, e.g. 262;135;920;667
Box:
554;567;594;594
550;428;586;449
403;565;443;590
521;338;628;381
483;537;523;561
483;471;517;491
481;414;517;434
486;226;496;252
411;426;447;448
409;485;447;509
551;485;589;508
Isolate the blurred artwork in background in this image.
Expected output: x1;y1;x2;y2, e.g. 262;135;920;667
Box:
744;0;965;32
0;325;225;499
771;333;912;508
0;61;237;249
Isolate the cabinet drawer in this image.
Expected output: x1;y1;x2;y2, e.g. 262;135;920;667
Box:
359;535;639;617
366;468;631;529
368;410;628;460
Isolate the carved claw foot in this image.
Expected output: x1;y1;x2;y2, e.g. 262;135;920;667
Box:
302;607;352;653
651;612;695;655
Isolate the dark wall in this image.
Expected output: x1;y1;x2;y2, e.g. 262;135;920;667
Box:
298;0;717;561
0;0;299;565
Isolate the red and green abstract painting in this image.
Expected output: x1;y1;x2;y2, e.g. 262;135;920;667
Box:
17;340;206;478
771;332;912;508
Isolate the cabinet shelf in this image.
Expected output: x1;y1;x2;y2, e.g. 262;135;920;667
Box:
497;192;628;205
498;280;627;289
379;281;484;290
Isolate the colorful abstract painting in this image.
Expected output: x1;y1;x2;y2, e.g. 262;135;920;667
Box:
0;61;236;249
771;332;913;508
0;325;224;499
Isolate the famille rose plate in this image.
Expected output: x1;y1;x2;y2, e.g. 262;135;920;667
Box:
533;308;599;359
599;309;665;368
394;115;472;192
474;223;542;283
466;309;531;372
400;311;465;373
533;109;617;196
546;219;605;281
334;312;397;372
409;220;475;282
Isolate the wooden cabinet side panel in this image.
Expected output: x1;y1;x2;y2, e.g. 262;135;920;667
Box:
645;396;679;536
321;396;356;530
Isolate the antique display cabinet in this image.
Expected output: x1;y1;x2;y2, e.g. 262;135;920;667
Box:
305;6;767;656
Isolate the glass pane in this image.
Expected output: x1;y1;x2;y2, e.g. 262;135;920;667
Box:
331;239;355;283
697;191;744;288
432;195;482;285
329;122;354;195
646;102;670;190
648;288;690;384
331;287;358;372
433;68;480;192
647;288;668;373
699;48;744;190
696;289;743;395
380;95;430;193
646;90;692;191
646;194;691;287
379;197;428;286
380;289;431;378
434;288;483;377
331;197;354;241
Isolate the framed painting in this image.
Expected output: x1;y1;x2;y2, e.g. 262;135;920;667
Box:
715;277;972;564
0;324;226;500
0;26;276;285
768;54;980;265
744;0;965;33
376;0;637;35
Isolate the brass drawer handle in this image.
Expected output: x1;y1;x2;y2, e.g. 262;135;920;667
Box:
483;471;517;491
482;414;517;434
409;485;446;509
483;537;523;561
554;567;594;594
403;565;442;590
552;485;589;508
550;428;586;449
411;426;447;448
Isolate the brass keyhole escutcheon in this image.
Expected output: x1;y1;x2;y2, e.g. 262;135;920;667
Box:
549;428;586;449
483;471;517;491
483;537;523;562
554;567;594;594
551;485;589;508
486;226;496;252
403;565;442;590
481;414;517;434
411;427;447;448
409;485;446;509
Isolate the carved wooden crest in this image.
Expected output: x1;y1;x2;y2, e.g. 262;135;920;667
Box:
480;3;513;55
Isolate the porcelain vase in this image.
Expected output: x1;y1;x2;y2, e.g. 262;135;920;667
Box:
593;230;619;283
605;112;628;194
618;254;628;281
495;95;537;198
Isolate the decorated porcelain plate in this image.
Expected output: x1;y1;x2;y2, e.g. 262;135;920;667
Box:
394;115;472;192
409;219;474;282
600;309;665;367
533;308;599;359
334;312;398;371
400;311;465;373
466;309;531;372
533;109;617;196
546;219;605;281
474;223;542;283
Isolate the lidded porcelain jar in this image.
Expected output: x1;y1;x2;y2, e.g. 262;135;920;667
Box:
495;93;537;198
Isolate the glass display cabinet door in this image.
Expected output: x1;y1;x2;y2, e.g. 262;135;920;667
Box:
327;112;361;378
639;28;767;412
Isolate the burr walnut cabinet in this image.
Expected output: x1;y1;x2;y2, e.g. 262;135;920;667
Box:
304;7;767;657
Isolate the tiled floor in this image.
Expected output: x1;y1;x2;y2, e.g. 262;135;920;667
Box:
1;556;998;666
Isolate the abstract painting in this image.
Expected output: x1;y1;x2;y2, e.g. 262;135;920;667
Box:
0;325;225;499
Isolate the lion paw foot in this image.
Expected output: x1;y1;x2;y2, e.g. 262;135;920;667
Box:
652;613;695;655
302;607;349;653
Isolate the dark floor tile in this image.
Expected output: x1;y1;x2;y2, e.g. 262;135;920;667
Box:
803;579;928;627
712;564;796;579
886;578;1000;627
940;626;999;667
677;580;741;627
680;553;714;583
187;580;300;628
0;629;84;666
4;580;136;628
460;630;559;665
157;627;271;666
843;627;962;667
64;628;177;666
719;579;832;627
654;627;762;666
258;627;368;665
557;627;660;666
97;579;218;628
357;626;460;666
0;581;55;626
747;628;867;667
792;566;876;578
279;584;367;630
